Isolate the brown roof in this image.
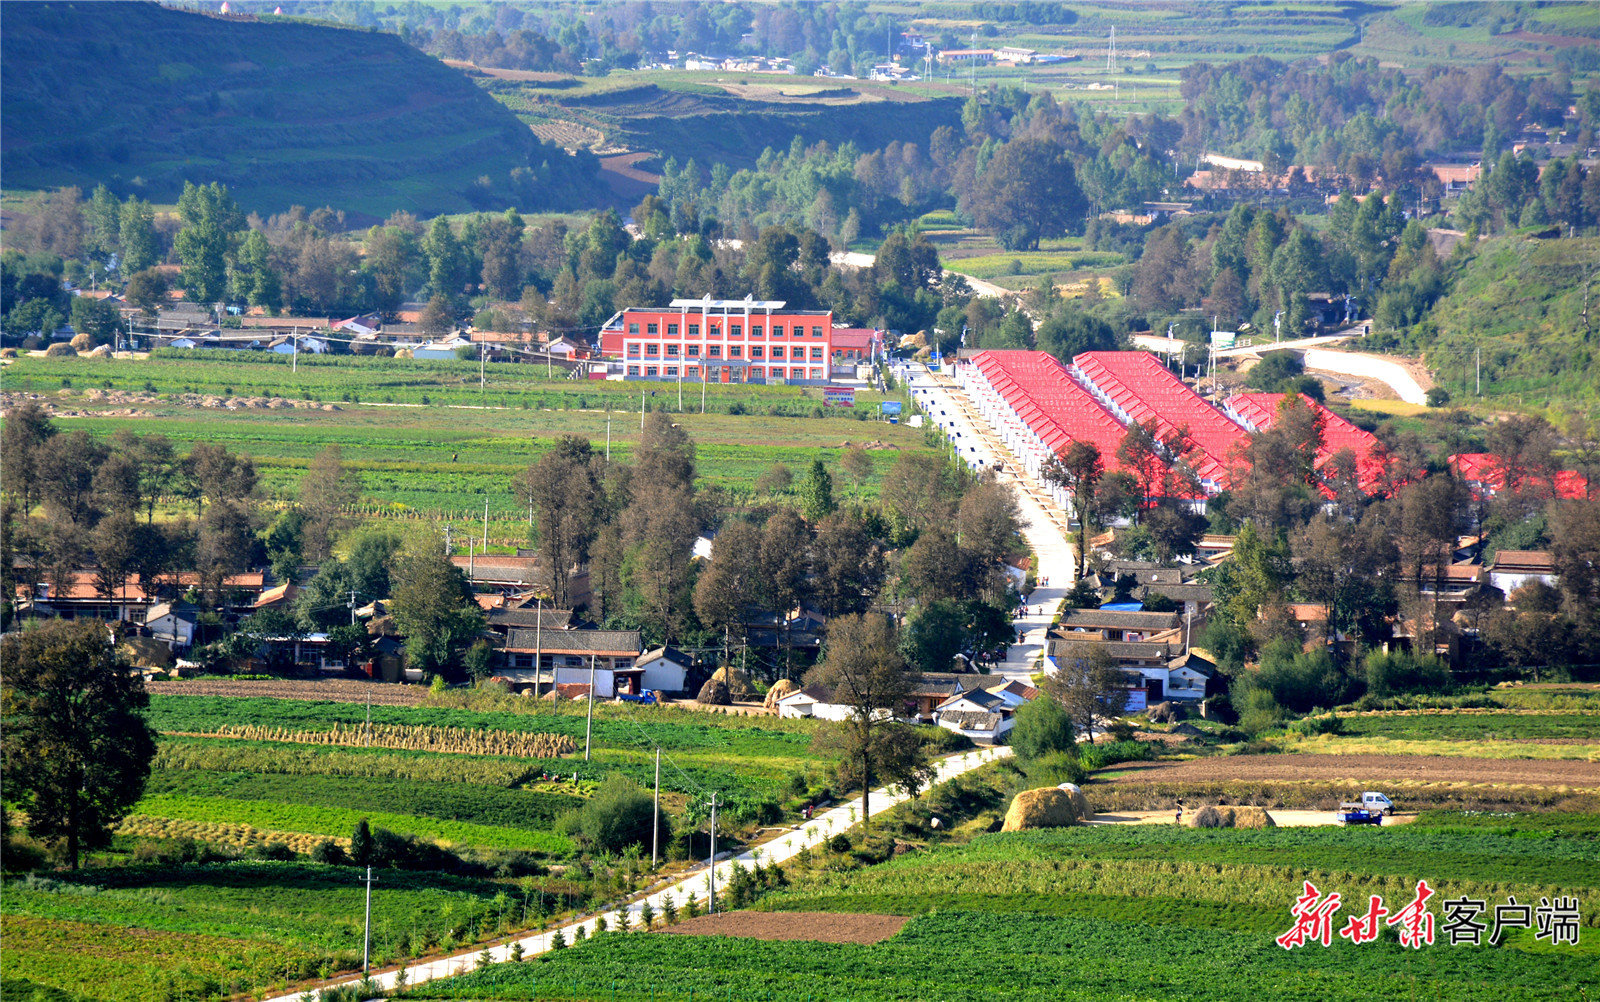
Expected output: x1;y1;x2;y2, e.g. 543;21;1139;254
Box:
1057;609;1181;631
1491;550;1555;572
503;628;640;656
18;571;263;602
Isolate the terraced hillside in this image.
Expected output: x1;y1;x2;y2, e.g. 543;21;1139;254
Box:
0;3;604;218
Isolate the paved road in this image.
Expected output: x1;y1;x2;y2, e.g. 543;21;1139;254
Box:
900;364;1077;683
260;745;1011;1002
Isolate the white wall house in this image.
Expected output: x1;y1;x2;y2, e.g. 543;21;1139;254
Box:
776;685;859;722
145;601;199;647
634;647;691;694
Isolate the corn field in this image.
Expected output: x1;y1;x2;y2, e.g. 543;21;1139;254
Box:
186;723;578;758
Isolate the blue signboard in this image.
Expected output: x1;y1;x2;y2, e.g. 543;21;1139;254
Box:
880;401;903;415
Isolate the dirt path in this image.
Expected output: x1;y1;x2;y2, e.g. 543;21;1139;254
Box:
661;911;908;944
1086;810;1419;828
1104;754;1600;788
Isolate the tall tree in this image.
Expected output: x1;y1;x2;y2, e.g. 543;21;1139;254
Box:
797;459;837;522
1043;642;1127;742
803;613;912;837
1044;441;1104;578
389;533;485;679
810;508;884;617
512;436;601;611
1;620;158;868
174;182;244;305
298;446;362;564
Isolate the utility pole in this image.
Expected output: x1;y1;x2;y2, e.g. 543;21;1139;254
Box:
606;410;612;462
641;389;646;432
1476;346;1481;396
701;370;707;413
292;330;298;373
480;340;486;395
361;866;375;977
348;589;357;626
706;792;720;914
482;497;489;549
534;596;543;699
585;653;596;761
652;747;662;868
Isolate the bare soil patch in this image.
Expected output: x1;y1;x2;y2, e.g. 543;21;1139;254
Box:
1104;754;1600;788
148;678;427;706
660;911;908;944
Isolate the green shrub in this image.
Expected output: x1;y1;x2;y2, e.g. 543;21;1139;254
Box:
1010;697;1077;762
556;773;667;855
1079;740;1155;771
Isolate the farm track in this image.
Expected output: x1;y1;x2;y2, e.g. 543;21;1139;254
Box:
1105;754;1600;788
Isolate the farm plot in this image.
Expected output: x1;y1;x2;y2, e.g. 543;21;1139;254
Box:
661;911;907;944
146;678;429;704
405;814;1599;1002
31;385;924;519
1;864;528;1002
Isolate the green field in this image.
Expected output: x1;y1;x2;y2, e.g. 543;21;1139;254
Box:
396;816;1599;1002
2;864;529;1001
4;352;929;521
1;691;856;1001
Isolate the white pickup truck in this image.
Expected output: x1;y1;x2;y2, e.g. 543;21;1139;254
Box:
1357;791;1395;816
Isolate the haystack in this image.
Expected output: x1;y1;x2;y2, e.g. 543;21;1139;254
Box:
763;678;799;710
1184;805;1275;828
710;665;756;699
1001;788;1079;831
1146;701;1187;723
43;343;76;357
1055;782;1092;820
697;678;732;705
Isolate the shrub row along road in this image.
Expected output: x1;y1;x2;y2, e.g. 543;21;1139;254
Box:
260;745;1012;1002
902;362;1076;681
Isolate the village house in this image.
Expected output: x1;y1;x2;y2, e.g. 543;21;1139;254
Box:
1489;550;1558;596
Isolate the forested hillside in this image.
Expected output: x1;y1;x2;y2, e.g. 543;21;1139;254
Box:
0;2;603;218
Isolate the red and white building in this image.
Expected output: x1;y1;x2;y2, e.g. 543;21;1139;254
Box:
599;298;835;384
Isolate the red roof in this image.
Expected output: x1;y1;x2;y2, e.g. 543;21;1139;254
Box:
969;351;1132;472
830;328;879;350
1072;351;1249;491
1228;393;1389;495
1450;453;1589;501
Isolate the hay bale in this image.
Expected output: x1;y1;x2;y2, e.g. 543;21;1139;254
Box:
1001;787;1079;831
1230;805;1276;828
1171;722;1206;739
697;678;731;705
43;343;77;357
1184;805;1231;828
763;678;799;710
710;666;756;699
1055;782;1092;820
1183;805;1275;828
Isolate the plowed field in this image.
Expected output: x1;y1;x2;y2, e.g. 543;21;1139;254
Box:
1105;754;1600;787
661;911;908;944
147;679;427;706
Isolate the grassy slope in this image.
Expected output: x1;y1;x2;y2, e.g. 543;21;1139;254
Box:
0;4;560;218
1424;235;1600;407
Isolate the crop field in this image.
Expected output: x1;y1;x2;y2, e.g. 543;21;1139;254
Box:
397;816;1598;1002
1;863;532;1002
1104;754;1600;790
143;693;833;831
1;691;846;1001
5;360;928;520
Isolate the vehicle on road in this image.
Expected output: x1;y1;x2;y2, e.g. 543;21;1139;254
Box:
1359;791;1395;816
1336;803;1383;826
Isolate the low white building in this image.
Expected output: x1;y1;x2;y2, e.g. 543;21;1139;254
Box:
776;684;856;721
145;601;200;647
1489;550;1558;597
937;710;1013;743
634;647;691;694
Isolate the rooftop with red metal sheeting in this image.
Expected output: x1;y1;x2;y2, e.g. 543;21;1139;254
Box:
970;351;1132;469
1072;351;1250;489
1228;392;1389;493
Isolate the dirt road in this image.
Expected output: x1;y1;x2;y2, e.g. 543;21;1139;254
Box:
1086;810;1418;828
